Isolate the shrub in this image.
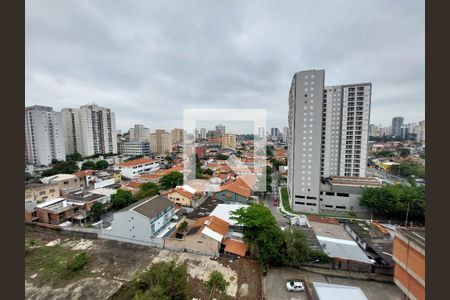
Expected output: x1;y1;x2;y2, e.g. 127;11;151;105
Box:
66;252;88;272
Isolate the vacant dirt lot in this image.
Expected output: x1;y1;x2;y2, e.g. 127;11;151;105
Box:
25;227;261;299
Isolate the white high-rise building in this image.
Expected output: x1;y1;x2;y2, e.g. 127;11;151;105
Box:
25;105;66;166
287;70;371;213
129;124;150;142
417;120;425;143
200;128;207;139
282;127;289;143
258;127;265;139
62;104;117;157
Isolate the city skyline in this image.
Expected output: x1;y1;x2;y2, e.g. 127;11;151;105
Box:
26;1;424;132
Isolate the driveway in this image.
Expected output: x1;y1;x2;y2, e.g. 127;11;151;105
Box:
263;267;402;300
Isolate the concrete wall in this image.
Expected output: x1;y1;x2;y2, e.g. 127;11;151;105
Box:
164;234;220;256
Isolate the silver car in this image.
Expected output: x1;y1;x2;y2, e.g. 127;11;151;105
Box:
286;281;305;292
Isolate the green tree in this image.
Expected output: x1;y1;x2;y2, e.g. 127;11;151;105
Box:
111;189;133;210
134;260;188;300
165;155;173;164
374;150;395;158
284;230;331;266
400;148;411;158
81;160;96;170
203;168;214;176
133;182;160;200
206;271;229;299
66;252;88;273
215;153;229;160
66;152;83;162
41;160;79;176
89;202;105;221
25;172;33;182
95;160;109;170
125;155;144;162
391;161;425;179
360;184;425;221
159;172;183;190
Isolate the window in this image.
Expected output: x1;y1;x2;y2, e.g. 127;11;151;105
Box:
336;193;349;197
336;205;346;210
306;202;317;206
295;195;305;199
325;192;334;196
295;201;305;205
306;196;317;200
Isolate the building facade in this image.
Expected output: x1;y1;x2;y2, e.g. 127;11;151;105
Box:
287;70;371;213
114;158;160;179
222;134;237;149
25;105;66;166
129;124;150;142
150;130;172;154
62;104;118;156
392;228;425;300
118;140;150;156
171;128;185;144
392;116;404;137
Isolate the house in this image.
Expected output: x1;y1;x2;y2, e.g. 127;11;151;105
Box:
101;195;175;246
164;216;230;256
32;198;84;225
312;282;368;300
25;182;60;202
121;181;143;193
40;174;84;195
136;164;184;183
167;185;202;207
73;169;122;189
214;175;257;204
114;158;160;179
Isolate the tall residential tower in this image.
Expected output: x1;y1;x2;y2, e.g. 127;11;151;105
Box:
25;105;66;166
287;70;371;213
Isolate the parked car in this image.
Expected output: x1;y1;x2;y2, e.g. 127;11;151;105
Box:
286;281;305;292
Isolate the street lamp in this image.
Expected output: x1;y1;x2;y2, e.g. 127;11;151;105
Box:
307;259;320;281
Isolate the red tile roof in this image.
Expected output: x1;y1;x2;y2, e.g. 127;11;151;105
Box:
192;216;230;236
219;177;252;198
123;181;143;189
118;158;156;167
223;238;248;257
73;170;94;177
170;187;194;199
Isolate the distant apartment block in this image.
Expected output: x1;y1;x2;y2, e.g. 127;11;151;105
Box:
287;69;371;213
171;128;185;144
25;105;66;166
129;124;150;142
62;104;118;157
282;126;289;143
222;134;237;149
150;130;172;154
392;227;425;300
118;140;150;156
392;116;404;137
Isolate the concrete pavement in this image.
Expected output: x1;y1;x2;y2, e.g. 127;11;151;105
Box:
264;267;402;300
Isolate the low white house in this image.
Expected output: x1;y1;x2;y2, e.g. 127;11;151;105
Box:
113;158;160;179
100;195;175;246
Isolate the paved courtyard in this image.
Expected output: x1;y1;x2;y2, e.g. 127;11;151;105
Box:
263;267;402;300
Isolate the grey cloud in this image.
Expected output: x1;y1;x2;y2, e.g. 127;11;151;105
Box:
26;0;424;132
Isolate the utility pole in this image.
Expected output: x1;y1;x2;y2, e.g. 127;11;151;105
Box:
404;200;410;228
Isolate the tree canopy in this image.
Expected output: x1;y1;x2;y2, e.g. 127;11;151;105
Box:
41;160;79;176
206;271;229;299
390;161;425;179
95;160;109;170
133;260;188;300
159;171;183;190
360;184;425;222
133;182;160;201
111;189;134;210
81;160;96;170
215;153;229;160
66;152;83;162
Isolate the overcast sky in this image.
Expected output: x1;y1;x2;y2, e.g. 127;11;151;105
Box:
26;0;424;133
